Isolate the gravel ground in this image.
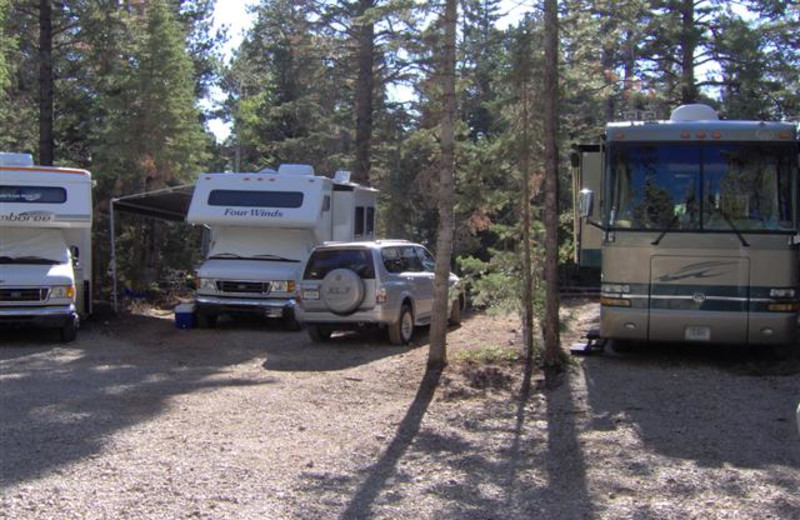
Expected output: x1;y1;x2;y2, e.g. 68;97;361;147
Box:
1;302;798;519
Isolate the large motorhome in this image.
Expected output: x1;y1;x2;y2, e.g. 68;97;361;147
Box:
573;104;799;351
0;153;93;342
187;164;378;328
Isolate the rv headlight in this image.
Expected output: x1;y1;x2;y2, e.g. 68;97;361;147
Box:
769;288;796;299
50;285;76;301
602;283;630;294
270;281;296;293
196;278;216;291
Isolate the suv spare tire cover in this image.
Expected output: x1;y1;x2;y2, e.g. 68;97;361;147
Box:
321;268;365;315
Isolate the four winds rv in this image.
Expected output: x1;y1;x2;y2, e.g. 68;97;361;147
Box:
187;164;377;328
0;153;93;342
573;104;799;351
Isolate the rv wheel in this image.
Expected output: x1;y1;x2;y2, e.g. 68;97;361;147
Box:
283;312;302;331
60;317;78;343
197;312;217;329
609;339;634;353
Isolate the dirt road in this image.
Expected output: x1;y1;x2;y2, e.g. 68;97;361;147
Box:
1;304;798;519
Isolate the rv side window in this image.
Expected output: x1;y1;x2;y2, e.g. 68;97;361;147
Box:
207;190;304;208
0;186;66;203
366;207;375;234
355;207;365;236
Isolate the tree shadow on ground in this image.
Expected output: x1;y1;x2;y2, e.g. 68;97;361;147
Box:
582;342;800;505
0;313;275;490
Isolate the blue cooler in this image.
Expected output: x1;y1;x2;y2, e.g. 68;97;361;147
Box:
174;303;196;329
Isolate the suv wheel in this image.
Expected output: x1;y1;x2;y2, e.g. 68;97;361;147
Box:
448;297;462;325
308;324;333;343
388;305;414;345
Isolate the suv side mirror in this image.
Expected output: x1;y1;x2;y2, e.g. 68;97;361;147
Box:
578;189;594;218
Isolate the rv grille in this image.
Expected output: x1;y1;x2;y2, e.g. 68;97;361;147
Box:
0;288;48;302
216;281;270;294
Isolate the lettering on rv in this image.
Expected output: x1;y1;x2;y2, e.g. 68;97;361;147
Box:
223;208;285;218
0;211;54;223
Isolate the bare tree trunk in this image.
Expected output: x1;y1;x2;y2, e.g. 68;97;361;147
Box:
521;79;534;372
39;0;54;165
353;0;375;185
428;0;457;370
679;0;697;104
543;0;562;368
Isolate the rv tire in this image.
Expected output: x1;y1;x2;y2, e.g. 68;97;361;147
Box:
60;316;78;343
609;339;634;353
308;324;332;342
283;312;302;331
197;312;217;329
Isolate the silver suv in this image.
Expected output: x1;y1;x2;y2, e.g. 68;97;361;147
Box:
296;240;461;344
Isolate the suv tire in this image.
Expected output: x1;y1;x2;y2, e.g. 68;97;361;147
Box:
321;268;365;315
448;297;462;325
308;324;333;342
388;305;414;345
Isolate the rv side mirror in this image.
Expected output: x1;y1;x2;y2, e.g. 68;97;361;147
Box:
70;246;80;266
578;189;594;218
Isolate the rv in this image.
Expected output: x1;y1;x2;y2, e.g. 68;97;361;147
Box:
573;105;799;351
0;153;93;342
187;164;378;328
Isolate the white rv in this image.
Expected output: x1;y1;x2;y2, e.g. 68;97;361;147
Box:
0;153;93;342
186;164;378;328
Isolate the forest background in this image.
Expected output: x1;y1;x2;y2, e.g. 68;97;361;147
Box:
1;0;798;311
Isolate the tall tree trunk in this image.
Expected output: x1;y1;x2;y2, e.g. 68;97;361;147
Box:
520;68;534;373
38;0;54;165
353;0;375;185
679;0;697;104
543;0;561;368
428;0;457;369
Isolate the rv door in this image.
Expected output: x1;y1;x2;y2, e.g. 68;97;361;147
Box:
572;145;603;268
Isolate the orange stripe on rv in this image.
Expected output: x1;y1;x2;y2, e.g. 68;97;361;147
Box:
0;166;89;175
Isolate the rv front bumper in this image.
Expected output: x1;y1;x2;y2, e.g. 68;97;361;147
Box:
0;304;77;327
601;306;798;346
195;295;295;319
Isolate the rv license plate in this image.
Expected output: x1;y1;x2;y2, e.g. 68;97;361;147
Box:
684;326;711;341
303;289;320;300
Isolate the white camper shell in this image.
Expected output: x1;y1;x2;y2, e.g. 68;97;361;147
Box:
187;164;378;328
0;153;93;342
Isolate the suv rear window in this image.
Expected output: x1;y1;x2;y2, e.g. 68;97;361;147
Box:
303;249;376;280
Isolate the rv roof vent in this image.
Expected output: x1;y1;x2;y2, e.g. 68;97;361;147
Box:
670;104;719;122
257;167;278;175
278;164;315;176
334;170;352;183
0;153;34;167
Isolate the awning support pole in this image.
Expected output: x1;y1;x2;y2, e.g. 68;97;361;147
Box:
109;198;118;313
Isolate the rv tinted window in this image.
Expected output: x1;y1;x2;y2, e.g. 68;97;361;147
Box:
355;207;365;236
366;207;375;234
208;190;304;208
0;186;66;204
304;249;375;280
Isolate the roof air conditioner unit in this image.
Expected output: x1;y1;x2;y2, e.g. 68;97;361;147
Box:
278;164;315;176
334;171;352;183
0;153;34;167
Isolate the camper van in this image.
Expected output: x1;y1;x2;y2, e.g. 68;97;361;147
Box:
0;153;93;342
187;164;378;328
573;105;799;351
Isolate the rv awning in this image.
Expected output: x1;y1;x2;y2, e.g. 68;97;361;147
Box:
111;185;194;222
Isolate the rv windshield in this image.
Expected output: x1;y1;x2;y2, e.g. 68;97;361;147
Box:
207;226;315;262
609;143;795;232
0;228;70;264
